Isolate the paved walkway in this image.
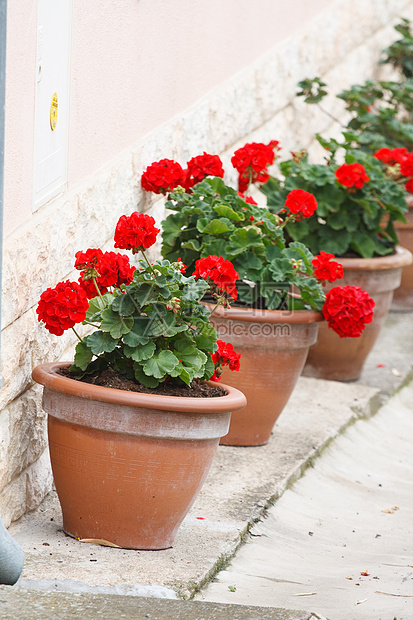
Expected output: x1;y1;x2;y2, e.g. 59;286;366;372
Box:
1;309;413;619
197;381;413;620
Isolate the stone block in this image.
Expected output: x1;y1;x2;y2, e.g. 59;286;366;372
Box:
0;473;27;527
3;385;47;488
25;449;53;513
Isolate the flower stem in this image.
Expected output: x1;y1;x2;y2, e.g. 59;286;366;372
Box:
72;327;83;342
92;277;105;302
140;249;156;276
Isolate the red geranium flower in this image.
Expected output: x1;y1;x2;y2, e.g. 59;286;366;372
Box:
231;141;280;192
335;163;370;189
312;251;344;282
78;251;135;299
184;152;224;190
400;153;413;178
374;147;408;166
405;179;413;194
36;280;90;336
285;189;318;218
210;340;241;382
114;212;160;253
193;255;239;300
322;285;375;338
141;158;185;194
74;248;104;271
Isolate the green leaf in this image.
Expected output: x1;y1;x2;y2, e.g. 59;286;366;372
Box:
111;293;137;316
235;251;263;279
182;279;209;301
142;350;180;379
318;228;350;255
134;364;160;388
268;258;295;282
122;317;151;346
74;341;94;371
197;218;232;235
123;340;156;362
85;293;114;321
85;331;118;355
181;239;202;252
228;228;264;256
100;307;134;338
213;204;245;221
350;232;377;258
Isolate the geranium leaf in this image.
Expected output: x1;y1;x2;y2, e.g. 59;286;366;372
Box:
100;307;134;338
213;204;245;221
134;364;160;388
124;340;156;362
74;341;94;371
85;331;118;355
111;293;136;316
142;350;180;379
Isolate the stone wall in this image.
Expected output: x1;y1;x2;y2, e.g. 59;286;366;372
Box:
1;0;413;526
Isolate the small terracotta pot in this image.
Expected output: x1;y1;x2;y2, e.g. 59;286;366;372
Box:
392;197;413;308
209;307;323;446
32;362;246;550
304;246;412;382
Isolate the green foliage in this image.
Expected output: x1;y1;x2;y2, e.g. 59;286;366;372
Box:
381;18;413;79
297;18;413;153
260;150;407;259
161;177;325;311
71;259;219;387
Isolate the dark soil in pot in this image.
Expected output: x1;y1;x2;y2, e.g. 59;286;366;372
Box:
57;366;226;398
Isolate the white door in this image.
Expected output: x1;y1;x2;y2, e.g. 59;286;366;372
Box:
33;0;72;209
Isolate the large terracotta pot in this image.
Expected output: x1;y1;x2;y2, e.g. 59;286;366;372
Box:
209;307;323;446
304;246;412;382
392;197;413;308
32;362;246;550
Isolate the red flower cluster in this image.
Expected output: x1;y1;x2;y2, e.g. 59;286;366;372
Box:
322;285;375;338
193;255;239;300
141;159;185;194
184;152;224;190
374;147;408;166
114;212;160;253
335;163;370;189
210;340;241;382
311;251;344;282
75;249;135;298
285;189;318;218
231;141;280;192
36;280;89;336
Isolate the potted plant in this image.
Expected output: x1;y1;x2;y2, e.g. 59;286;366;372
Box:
140;149;375;445
32;214;246;550
260;144;412;380
296;34;413;308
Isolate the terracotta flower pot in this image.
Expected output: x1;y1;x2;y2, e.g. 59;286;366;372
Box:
209;307;323;446
392;197;413;309
304;246;412;382
31;362;246;550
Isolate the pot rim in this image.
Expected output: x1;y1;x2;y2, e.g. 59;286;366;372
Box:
208;305;324;325
32;362;247;413
336;245;412;271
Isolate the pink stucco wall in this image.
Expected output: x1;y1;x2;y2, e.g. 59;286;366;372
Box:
4;0;330;237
